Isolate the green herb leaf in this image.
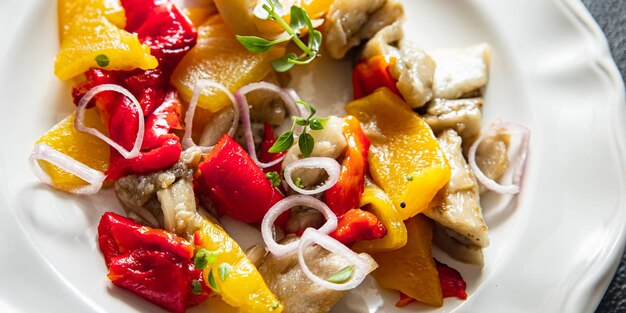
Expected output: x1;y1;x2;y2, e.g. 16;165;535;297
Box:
299;132;314;157
269;131;294;153
289;6;308;31
217;263;232;281
208;268;220;291
295;117;308;126
236;35;274;53
309;118;325;130
294;177;305;189
296;100;316;117
266;171;281;187
95;54;109;67
308;29;322;52
327;265;354;283
191;279;203;295
271;53;298;72
194;249;220;269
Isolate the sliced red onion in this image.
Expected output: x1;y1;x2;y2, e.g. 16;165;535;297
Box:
29;143;105;195
235;82;303;169
261;195;338;257
284;157;341;195
468;121;531;194
183;80;239;153
298;228;377;291
75;84;144;159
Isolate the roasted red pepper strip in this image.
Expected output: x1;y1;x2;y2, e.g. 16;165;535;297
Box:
195;135;284;223
395;260;467;308
324;115;370;216
330;209;387;245
352;55;402;100
258;123;286;174
98;213;209;313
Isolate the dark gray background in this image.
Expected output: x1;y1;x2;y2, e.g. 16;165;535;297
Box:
581;0;626;312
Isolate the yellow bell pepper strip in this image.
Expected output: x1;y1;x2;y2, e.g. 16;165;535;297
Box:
55;0;157;80
171;18;285;112
345;88;451;220
370;215;443;307
58;0;126;41
193;220;284;313
35;110;110;192
183;4;219;27
351;180;407;253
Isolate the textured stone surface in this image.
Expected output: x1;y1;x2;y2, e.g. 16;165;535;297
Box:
580;1;626;312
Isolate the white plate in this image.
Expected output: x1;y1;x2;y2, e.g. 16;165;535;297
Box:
0;0;624;312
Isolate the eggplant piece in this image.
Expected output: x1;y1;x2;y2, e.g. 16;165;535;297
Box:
429;44;491;100
362;22;436;108
425;129;488;265
423;97;483;144
253;237;377;313
325;0;403;59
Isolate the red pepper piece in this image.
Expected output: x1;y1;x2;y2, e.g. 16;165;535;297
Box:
352;55;402;100
195;135;284;223
121;0;197;74
395;260;467;308
324;116;370;216
258;123;286;174
97;212;194;266
108;249;210;313
329;209;387;245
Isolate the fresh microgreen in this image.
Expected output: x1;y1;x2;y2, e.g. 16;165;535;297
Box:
268;100;326;157
95;54;109;67
208;268;219;291
327;265;355;283
191;279;203;295
194;248;220;269
217;263;232;281
237;0;322;72
294;177;305;189
266;171;282;187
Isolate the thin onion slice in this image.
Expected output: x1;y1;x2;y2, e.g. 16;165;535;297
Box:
29;143;105;195
183;80;239;153
468;121;531;194
284;157;341;195
235;82;303;169
298;228;377;291
75;84;144;159
261;195;338;257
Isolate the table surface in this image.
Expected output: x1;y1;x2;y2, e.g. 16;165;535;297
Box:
581;0;626;312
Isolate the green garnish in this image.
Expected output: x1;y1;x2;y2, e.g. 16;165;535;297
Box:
217;263;232;281
406;174;413;181
268;100;327;157
208;268;220;291
327;265;355;283
271;302;280;310
95;54;109;67
191;279;203;295
194;248;220;269
294;177;305;189
266;171;282;187
236;0;322;72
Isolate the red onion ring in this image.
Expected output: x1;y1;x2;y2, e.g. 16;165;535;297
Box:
75;84;144;159
261;195;338;257
183;80;239;153
235;82;303;169
298;228;377;291
284;157;341;195
29;143;105;194
468;121;531;194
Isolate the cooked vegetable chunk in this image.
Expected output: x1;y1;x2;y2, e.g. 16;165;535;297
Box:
345;88;451;220
370;215;443;307
425;129;489;265
325;0;403;59
423;97;483;143
429;44;491;99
